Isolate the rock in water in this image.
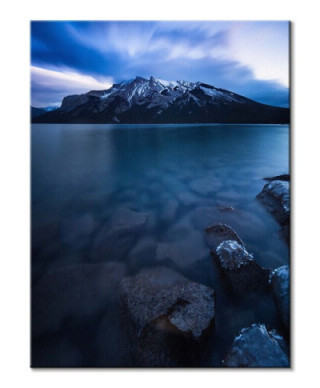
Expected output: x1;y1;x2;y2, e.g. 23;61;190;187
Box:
263;174;290;182
223;323;289;367
91;208;148;262
32;262;127;337
257;178;290;243
205;223;243;251
214;240;270;292
119;267;215;366
269;265;290;328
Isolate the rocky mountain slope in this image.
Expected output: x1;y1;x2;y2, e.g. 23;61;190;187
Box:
32;76;289;124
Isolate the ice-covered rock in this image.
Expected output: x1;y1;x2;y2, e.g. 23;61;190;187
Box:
214;240;270;292
269;265;290;328
257;177;290;242
205;223;243;251
119;267;215;366
32;262;127;337
91;208;148;262
223;323;289;367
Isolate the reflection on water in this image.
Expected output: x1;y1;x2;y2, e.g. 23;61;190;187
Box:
32;124;289;366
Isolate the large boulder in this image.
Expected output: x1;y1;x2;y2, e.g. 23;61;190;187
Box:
269;265;290;328
91;208;148;262
214;240;270;292
223;323;289;367
257;177;290;242
32;262;127;337
119;267;215;366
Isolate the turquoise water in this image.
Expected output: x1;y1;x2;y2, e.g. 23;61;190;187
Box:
32;124;289;366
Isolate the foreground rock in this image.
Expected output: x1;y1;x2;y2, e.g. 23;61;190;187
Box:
91;208;148;262
214;240;270;292
269;265;290;328
119;267;215;366
257;177;290;242
205;223;243;251
32;262;126;337
223;323;289;367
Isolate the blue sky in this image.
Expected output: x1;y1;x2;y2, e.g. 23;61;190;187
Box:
31;21;289;107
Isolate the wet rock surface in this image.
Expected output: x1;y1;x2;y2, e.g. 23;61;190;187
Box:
257;177;290;242
214;240;270;292
269;265;290;328
32;262;127;337
119;267;215;366
91;208;148;262
205;223;244;251
223;323;289;367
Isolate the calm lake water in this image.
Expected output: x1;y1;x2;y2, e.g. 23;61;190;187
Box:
32;123;289;367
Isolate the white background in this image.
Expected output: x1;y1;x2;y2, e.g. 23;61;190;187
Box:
0;0;319;386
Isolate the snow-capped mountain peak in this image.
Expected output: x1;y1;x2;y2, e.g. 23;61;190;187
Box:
33;76;289;124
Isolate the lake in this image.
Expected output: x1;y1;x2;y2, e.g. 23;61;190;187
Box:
31;123;289;367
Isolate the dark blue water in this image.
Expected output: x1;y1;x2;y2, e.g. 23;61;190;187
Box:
32;124;289;367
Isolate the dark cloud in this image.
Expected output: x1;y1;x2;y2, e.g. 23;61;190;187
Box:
31;21;124;79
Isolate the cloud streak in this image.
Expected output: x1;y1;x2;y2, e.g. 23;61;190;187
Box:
31;66;113;107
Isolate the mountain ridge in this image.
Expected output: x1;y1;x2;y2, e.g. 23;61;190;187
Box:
32;76;289;124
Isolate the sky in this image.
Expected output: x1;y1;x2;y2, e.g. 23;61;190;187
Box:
31;21;289;108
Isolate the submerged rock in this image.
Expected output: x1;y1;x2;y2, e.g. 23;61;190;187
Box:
177;191;200;206
60;213;98;248
119;267;215;366
188;176;222;196
156;231;208;269
217;206;235;213
214;240;270;292
127;237;157;273
205;223;243;251
223;323;289;367
91;208;148;262
269;265;290;328
257;178;290;242
159;199;179;225
32;262;127;337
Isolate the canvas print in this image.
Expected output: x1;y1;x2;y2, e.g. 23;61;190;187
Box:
31;21;290;367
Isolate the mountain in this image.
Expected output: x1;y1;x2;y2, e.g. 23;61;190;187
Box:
31;105;59;119
32;76;289;124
